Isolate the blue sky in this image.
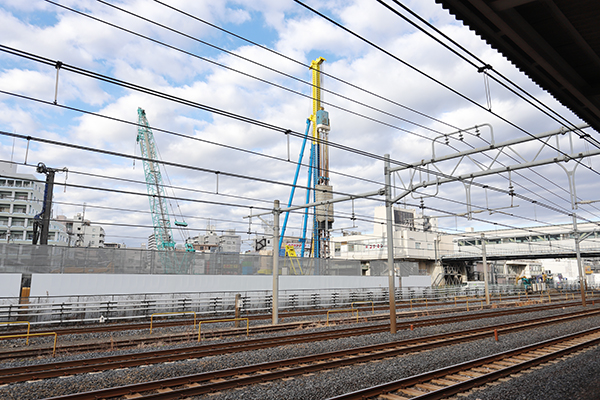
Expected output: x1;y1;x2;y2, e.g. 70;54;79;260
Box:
0;0;596;249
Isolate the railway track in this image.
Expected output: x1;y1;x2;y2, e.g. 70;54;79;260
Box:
0;301;588;360
7;307;599;397
328;327;600;399
1;291;584;339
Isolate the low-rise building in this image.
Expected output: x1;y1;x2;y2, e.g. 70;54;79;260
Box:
188;226;241;253
56;214;105;247
330;206;453;280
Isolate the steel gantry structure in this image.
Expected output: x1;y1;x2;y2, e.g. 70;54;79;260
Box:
385;123;597;308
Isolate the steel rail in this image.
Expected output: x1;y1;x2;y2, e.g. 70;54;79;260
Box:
328;327;600;399
35;308;600;399
0;299;591;362
0;300;586;361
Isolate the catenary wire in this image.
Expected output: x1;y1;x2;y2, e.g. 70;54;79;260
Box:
292;0;600;178
5;3;600;234
96;0;595;218
9;163;593;252
10;139;596;241
0;49;587;221
379;0;600;149
0;46;594;222
143;0;597;212
0;89;387;190
150;0;463;133
44;0;443;143
0;75;580;225
374;0;600;209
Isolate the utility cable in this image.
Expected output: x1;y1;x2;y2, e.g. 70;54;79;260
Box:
379;0;600;150
293;0;600;179
0;48;590;221
45;0;443;142
151;0;463;133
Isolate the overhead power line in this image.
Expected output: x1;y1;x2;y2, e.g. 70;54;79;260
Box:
149;0;464;133
377;0;600;149
0;45;596;224
292;0;600;178
7;1;591;215
45;0;447;143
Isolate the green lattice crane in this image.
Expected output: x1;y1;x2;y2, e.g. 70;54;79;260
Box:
137;107;176;253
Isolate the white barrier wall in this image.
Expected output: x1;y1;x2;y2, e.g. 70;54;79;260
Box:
402;275;432;287
29;274;400;297
0;274;23;300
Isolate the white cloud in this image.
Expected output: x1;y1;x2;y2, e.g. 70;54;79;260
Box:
0;0;595;248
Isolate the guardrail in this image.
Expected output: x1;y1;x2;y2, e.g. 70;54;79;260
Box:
0;332;58;356
0;285;589;326
0;321;30;344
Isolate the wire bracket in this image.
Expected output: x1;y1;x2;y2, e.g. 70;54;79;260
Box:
54;61;63;105
478;64;493;111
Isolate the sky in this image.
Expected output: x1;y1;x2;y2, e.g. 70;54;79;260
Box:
0;0;598;250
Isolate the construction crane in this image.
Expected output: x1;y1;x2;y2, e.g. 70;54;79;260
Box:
278;57;333;264
309;57;333;260
136;107;193;272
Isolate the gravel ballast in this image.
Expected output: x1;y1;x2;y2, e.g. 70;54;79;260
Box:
0;304;598;400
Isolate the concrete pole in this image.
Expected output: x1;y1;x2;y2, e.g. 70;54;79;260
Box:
481;234;490;305
384;154;397;334
272;200;280;324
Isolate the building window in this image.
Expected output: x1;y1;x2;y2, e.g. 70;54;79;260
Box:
415;242;421;249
